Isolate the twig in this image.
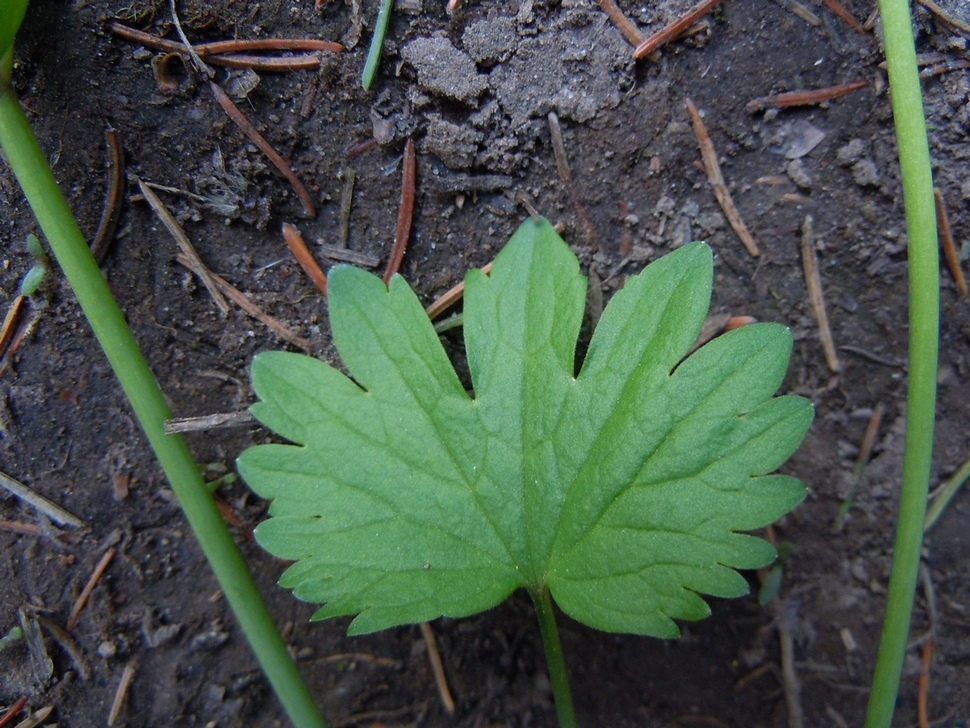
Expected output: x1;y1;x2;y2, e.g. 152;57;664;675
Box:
596;0;645;48
634;0;723;59
776;603;805;728
745;80;868;112
383;138;416;284
548;112;598;248
175;253;312;352
425;261;495;320
0;698;27;728
134;175;230;314
0;520;44;536
419;622;456;714
685;98;760;257
338;168;356;248
774;0;822;25
919;58;970;79
208;81;316;218
917;638;933;728
854;403;885;479
316;243;381;268
800;215;841;372
915;0;970;35
36;616;91;681
191;38;342;55
108;22;342;64
107;656;138;727
90;128;125;265
0;470;85;528
9;705;52;728
67;547;116;631
164;411;255;434
934;188;967;296
282;223;328;297
311;651;401;667
205;54;325;72
839;344;905;368
821;0;866;33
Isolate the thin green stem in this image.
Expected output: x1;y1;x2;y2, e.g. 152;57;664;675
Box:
0;84;326;728
864;1;939;726
532;587;577;728
361;0;393;90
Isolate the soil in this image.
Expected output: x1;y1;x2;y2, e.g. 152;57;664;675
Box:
2;0;969;726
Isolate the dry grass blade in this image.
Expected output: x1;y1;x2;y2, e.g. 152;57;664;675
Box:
282;223;328;297
134;175;230;314
0;470;85;528
107;657;138;727
175;253;312;352
685;98;760;257
208;81;316;218
164;411;255;434
800;215;841;373
36;616;91;681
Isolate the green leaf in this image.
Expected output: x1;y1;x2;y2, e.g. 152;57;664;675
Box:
238;218;813;637
0;0;28;80
19;263;44;296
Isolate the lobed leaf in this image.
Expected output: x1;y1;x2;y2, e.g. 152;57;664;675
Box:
238;218;813;636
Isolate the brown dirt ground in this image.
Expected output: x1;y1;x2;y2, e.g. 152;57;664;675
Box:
2;0;969;726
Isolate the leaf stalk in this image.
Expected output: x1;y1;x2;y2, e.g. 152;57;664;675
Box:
532;587;578;728
864;1;939;726
0;62;326;728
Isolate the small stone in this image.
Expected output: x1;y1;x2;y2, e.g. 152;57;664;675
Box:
786;158;813;190
851;159;880;187
836;138;867;166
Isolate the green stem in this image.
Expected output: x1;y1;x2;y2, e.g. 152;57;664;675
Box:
864;2;939;727
0;79;326;728
532;587;577;728
361;0;393;90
